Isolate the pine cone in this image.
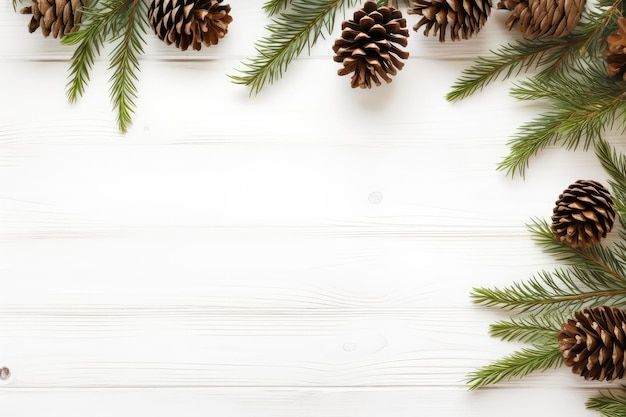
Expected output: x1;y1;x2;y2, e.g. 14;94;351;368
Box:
551;180;615;249
148;0;233;51
408;0;492;42
20;0;85;38
604;17;626;81
558;306;626;381
497;0;585;38
332;1;409;89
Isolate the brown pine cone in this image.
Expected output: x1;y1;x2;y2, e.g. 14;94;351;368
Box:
408;0;492;42
604;17;626;81
20;0;85;38
148;0;233;51
551;180;615;249
497;0;585;38
332;1;409;89
558;306;626;381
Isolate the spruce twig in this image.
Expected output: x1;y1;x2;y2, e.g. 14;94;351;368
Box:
471;220;626;314
445;37;574;102
467;344;563;390
497;64;626;177
489;314;562;343
230;0;360;95
107;0;147;132
263;0;293;15
62;0;147;133
587;390;626;417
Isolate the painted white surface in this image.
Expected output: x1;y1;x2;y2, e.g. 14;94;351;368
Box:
0;2;619;415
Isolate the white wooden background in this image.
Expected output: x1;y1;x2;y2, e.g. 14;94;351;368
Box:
1;1;622;415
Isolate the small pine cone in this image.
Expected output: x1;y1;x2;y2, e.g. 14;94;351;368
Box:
20;0;85;38
407;0;492;42
551;180;615;249
558;306;626;381
332;1;409;89
497;0;585;38
604;17;626;81
148;0;233;51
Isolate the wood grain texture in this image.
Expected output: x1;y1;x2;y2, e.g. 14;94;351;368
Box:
0;1;622;416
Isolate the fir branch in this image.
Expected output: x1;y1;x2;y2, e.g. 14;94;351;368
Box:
63;0;122;103
489;314;561;344
263;0;292;15
528;219;626;283
587;390;626;417
445;38;570;102
471;268;626;314
62;0;146;133
497;63;626;177
466;344;563;390
107;0;147;133
596;139;626;222
230;0;359;95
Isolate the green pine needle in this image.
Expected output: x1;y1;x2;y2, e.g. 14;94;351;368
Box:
496;62;626;177
62;0;146;133
230;0;359;95
262;0;293;15
596;139;626;223
466;344;563;390
445;37;572;102
489;314;561;344
62;0;148;133
107;0;147;133
587;390;626;417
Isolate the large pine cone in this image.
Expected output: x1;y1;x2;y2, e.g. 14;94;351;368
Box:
20;0;85;38
558;306;626;381
551;180;615;249
604;17;626;81
148;0;233;51
408;0;492;42
497;0;585;38
332;1;409;89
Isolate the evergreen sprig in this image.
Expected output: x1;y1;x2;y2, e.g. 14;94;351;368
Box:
471;220;626;314
497;60;626;176
467;343;563;390
587;390;626;417
489;313;562;343
230;0;361;95
62;0;147;133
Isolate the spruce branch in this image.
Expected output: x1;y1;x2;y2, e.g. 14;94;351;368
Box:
263;0;293;15
62;0;147;133
107;0;147;133
230;0;360;95
497;65;626;177
596;139;626;222
466;344;563;390
472;220;626;313
489;314;561;344
63;0;122;103
529;219;626;283
587;390;626;417
445;38;572;102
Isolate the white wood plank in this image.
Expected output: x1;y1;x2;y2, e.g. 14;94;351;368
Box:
0;387;602;417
